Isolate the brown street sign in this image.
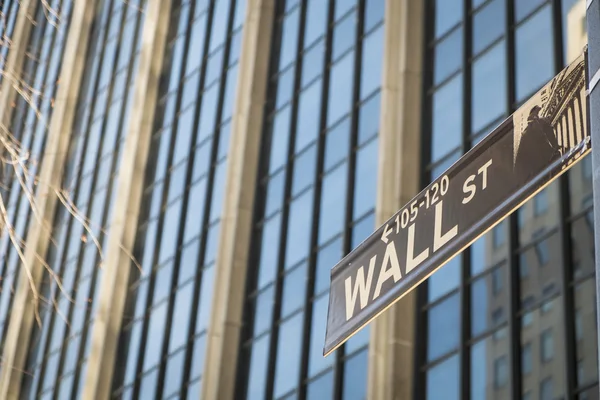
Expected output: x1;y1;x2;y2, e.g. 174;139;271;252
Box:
323;52;591;357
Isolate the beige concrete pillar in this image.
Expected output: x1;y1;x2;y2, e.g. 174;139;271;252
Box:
0;0;35;120
80;0;171;398
367;0;424;399
200;0;274;399
0;1;97;398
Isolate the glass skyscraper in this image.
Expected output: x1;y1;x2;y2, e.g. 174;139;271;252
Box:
0;0;595;399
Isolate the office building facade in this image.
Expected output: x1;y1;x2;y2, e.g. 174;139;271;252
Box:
0;0;595;399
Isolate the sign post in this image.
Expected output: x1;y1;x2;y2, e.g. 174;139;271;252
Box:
323;53;591;357
585;0;600;392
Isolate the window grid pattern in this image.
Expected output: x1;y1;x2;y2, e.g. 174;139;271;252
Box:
0;0;71;379
18;0;147;398
235;0;384;399
111;0;245;398
419;1;597;400
0;0;21;86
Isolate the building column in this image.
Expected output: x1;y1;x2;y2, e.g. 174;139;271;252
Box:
200;1;274;399
367;0;424;399
80;0;171;398
0;1;97;398
0;0;35;119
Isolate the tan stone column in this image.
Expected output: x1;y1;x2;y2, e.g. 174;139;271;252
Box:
0;1;98;398
80;0;171;398
200;0;274;399
367;0;424;399
0;0;35;121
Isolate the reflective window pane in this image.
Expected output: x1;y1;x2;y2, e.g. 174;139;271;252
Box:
428;255;460;302
431;75;463;162
574;278;598;387
342;349;368;400
473;0;505;55
472;41;507;134
471;265;508;337
273;313;304;398
515;5;555;101
427;354;459;400
434;0;463;38
286;189;314;267
434;27;463;85
428;293;460;361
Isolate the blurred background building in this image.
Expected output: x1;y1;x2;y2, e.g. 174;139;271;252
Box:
0;0;595;399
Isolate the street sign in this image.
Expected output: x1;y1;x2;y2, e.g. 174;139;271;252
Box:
323;52;591;357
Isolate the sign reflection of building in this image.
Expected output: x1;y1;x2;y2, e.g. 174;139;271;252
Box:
540;59;587;169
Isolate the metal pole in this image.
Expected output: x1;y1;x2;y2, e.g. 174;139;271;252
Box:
586;0;600;394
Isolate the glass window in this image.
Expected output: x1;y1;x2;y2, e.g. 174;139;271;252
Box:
494;356;508;388
471;267;507;337
358;92;380;145
276;65;295;110
258;214;281;288
315;238;343;295
534;189;548;215
328;52;355;127
253;287;275;336
305;0;327;47
325;118;351;171
492;267;503;294
163;350;185;396
574;279;599;386
270;107;291;174
143;302;168;371
302;40;325;88
336;0;356;21
292;144;317;195
333;11;356;61
342;349;367;400
281;264;307;317
273;313;304;398
309;294;334;376
352;213;375;248
541;329;554;362
296;80;323;152
431;75;463;162
183;179;207;242
471;335;509;398
266;170;285;217
473;0;505;55
168;282;194;352
307;371;334;400
515;5;555;101
428;293;460;361
205;47;225;85
279;8;300;70
522;342;532;374
364;0;384;32
428;255;460;302
540;377;553;400
353;138;378;218
427;354;459;400
285;189;314;267
434;27;463;85
515;0;546;22
246;335;270;400
434;0;462;38
472;41;507;134
360;26;383;99
319;164;348;244
196;267;215;333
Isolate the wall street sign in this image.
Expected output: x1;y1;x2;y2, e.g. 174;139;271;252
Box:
323;52;591;356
